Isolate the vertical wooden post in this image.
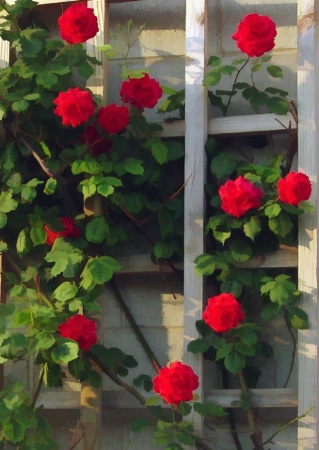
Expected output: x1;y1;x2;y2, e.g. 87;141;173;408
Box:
78;1;109;449
297;1;319;448
183;0;208;442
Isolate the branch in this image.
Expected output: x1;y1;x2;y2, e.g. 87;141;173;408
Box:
19;136;55;178
109;278;162;373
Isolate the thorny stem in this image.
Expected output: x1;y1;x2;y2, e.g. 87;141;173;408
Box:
282;318;297;389
238;371;265;450
31;365;44;409
261;406;314;447
109;278;162;373
224;57;250;117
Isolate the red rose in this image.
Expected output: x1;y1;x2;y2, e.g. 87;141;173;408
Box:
58;2;99;44
278;172;312;206
153;361;199;405
232;13;277;57
54;87;95;128
97;104;130;135
203;293;245;333
44;217;81;246
58;314;97;351
120;73;163;109
218;176;263;218
80;124;112;156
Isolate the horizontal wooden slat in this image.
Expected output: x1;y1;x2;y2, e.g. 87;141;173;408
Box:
206;388;298;408
157;112;296;138
115;246;297;274
36;388;298;410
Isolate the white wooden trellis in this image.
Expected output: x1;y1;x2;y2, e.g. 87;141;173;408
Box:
0;0;318;449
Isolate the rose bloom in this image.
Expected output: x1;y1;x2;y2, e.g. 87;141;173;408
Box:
120;73;163;109
153;361;199;405
203;293;245;333
58;2;99;44
54;87;95;128
278;172;312;206
97;103;130;135
44;217;81;246
58;314;97;351
232;13;277;57
218;176;263;218
80;124;112;156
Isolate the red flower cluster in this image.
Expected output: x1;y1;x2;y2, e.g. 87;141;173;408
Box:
232;13;277;57
58;2;99;44
203;293;245;333
58;314;97;351
278;172;312;206
218;176;263;218
153;361;199;405
80;124;112;156
120;73;163;109
53;87;95;127
44;217;81;247
97;104;130;135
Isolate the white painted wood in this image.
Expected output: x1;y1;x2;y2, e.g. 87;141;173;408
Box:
297;1;319;449
36;388;298;410
183;0;208;444
156;112;296;138
115;246;297;274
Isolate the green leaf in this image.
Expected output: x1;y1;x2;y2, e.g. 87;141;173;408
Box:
53;282;78;303
153;241;174;259
30;226;46;246
0;212;7;229
96;182;114;198
176;432;196;446
133;374;153;392
0;191;18;213
194;253;216;276
261;302;281;321
12;99;29;112
235;342;256;356
151;142;168;165
266;97;289;114
216;343;234;361
193;402;226;417
81;256;121;288
124;158;144;175
187;339;210;354
240;327;258;346
229;239;252;262
165;444;184;450
0;241;8;253
265;203;281;218
267;65;283;78
176;402;192;416
130;418;151;432
217;65;237;75
207;56;221;67
44;178;57;195
203;71;222;86
86;216;109;243
285;306;309;329
243;216;262;241
211;154;237;179
51;341;79;364
145;396;160;406
36;71;58;88
268;212;293;237
251;63;263;73
224;351;246;374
